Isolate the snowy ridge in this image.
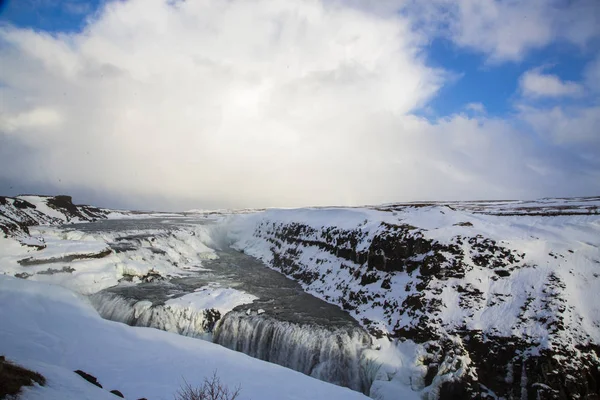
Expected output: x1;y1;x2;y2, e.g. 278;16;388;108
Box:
372;196;600;216
228;198;600;399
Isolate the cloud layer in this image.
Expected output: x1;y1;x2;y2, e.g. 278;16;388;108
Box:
520;69;583;98
406;0;600;62
0;0;598;210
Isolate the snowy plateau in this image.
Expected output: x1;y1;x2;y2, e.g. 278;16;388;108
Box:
0;194;599;400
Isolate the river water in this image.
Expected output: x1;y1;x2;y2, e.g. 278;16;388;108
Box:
64;217;373;393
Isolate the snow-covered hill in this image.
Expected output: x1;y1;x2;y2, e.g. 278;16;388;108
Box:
228;197;600;399
0;195;124;238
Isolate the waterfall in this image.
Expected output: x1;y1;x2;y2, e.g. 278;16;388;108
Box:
89;292;220;339
90;292;375;393
213;311;373;393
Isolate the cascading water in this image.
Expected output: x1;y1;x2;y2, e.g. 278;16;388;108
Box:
213;311;373;393
89;292;219;339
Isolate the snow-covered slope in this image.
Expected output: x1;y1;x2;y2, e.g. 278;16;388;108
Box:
0;276;368;400
228;197;600;399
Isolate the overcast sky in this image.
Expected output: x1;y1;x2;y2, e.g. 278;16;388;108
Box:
0;0;599;211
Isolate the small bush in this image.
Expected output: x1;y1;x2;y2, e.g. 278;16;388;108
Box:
175;372;241;400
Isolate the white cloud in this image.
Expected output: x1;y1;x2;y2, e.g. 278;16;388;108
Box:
519;69;584;98
0;108;63;134
519;104;600;147
465;102;486;113
584;55;600;93
0;0;597;209
63;1;92;15
404;0;600;62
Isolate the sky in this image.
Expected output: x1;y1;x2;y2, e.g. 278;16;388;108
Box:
0;0;598;211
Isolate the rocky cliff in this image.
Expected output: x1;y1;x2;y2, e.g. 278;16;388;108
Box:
0;195;116;238
231;197;600;399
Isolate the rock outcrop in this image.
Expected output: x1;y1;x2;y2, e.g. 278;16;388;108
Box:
0;195;115;238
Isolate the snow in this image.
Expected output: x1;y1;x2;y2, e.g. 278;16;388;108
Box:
15;360;118;400
0;220;220;295
18;196;68;222
166;287;258;315
0;276;369;400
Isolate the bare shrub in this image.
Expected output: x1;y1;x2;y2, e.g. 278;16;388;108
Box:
175;371;241;400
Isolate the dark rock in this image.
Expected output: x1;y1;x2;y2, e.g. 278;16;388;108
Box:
438;379;470;399
18;248;112;266
36;266;76;275
203;308;222;332
380;277;391;289
359;272;378;286
110;389;124;397
495;269;510;277
74;370;102;388
13;199;35;209
453;221;473;227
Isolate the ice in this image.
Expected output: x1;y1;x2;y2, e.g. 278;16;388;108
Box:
166;287;258;314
